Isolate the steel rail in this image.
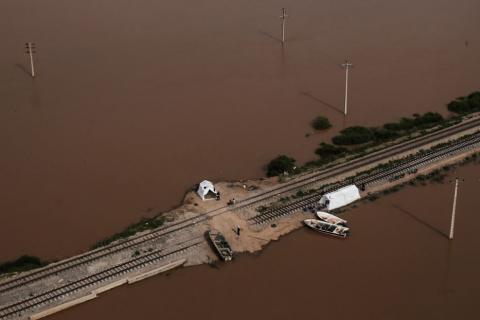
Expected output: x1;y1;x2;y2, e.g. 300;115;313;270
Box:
0;239;202;319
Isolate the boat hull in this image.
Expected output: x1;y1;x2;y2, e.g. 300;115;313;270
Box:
207;230;233;261
304;219;349;238
316;211;347;226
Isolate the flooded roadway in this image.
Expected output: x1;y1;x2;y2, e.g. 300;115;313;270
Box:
0;0;479;262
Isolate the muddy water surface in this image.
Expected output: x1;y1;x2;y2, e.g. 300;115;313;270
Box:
50;164;480;320
0;0;479;260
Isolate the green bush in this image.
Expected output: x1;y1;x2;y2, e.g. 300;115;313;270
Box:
371;128;400;141
0;255;48;275
384;118;415;131
256;206;268;213
311;116;332;130
332;126;375;145
266;155;296;177
383;112;443;131
276;92;474;174
414;112;444;126
332;112;445;146
295;190;306;197
92;215;166;249
315;143;347;158
447;91;480;114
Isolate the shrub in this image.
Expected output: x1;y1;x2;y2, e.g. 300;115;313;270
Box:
266;155;296;177
92;215;166;249
315;143;347;158
0;255;48;275
257;206;268;213
332;126;375;145
371;128;400;141
311;116;332;130
397;117;415;130
383;112;443;132
333;112;445;147
447;91;480;114
414;112;444;127
295;190;306;197
383;122;403;131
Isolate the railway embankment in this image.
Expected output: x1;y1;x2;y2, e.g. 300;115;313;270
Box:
0;111;479;320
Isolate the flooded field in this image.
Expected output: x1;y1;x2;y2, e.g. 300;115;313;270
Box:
0;0;479;260
50;164;480;320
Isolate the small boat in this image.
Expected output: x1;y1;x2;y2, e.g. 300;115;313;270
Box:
316;211;347;226
208;230;233;261
304;219;349;238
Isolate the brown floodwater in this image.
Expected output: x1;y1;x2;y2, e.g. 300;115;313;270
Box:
50;163;480;320
0;0;479;260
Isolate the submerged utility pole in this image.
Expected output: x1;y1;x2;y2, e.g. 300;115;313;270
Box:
279;8;288;43
449;178;460;240
341;60;353;115
25;42;36;77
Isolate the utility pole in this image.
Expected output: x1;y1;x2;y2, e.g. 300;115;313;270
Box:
25;42;36;77
449;178;461;240
279;8;288;44
341;60;353;115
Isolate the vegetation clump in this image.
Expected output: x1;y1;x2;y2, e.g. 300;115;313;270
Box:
264;92;477;178
370;127;400;141
332;126;375;145
315;143;348;161
266;155;296;177
311;116;332;131
331;112;444;146
132;250;141;257
295;190;306;197
383;112;444;131
0;255;48;276
382;185;402;195
447;91;480;114
256;206;268;213
92;215;166;249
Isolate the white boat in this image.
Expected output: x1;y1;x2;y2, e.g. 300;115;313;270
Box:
316;211;347;226
304;219;350;238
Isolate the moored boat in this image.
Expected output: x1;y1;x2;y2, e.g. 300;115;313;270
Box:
208;230;233;261
316;211;347;226
304;219;349;238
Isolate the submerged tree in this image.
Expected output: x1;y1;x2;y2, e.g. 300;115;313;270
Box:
447;92;480;114
266;155;296;177
311;116;332;131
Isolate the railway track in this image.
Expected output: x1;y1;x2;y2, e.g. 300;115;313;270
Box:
231;116;480;210
0;239;203;320
0;218;202;294
0;116;478;296
249;133;480;225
